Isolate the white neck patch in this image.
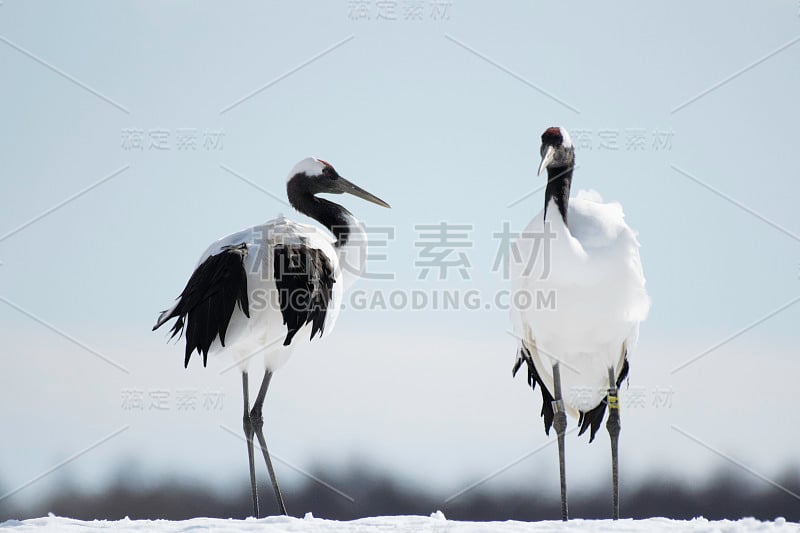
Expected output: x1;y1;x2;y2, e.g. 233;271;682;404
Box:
559;127;573;149
287;157;326;181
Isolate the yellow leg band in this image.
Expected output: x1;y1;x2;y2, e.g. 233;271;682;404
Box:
608;394;620;411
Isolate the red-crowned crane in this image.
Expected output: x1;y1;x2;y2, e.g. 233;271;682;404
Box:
153;157;390;517
511;127;650;520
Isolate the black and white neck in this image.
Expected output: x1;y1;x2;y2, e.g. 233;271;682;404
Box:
284;157;389;287
544;165;573;227
287;174;368;289
286;175;358;248
539;126;576;227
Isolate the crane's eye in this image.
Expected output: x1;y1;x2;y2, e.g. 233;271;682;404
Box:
322;165;337;179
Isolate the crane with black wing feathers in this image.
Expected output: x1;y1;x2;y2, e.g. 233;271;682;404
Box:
510;127;649;520
153;158;390;517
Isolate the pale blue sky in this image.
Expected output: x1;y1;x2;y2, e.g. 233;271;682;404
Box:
1;0;799;510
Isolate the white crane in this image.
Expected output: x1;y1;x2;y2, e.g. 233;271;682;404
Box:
510;127;649;520
153;157;390;518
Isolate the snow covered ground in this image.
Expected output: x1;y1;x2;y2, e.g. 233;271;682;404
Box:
1;514;796;532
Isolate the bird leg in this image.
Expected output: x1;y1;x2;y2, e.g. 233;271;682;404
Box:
250;368;288;516
551;362;568;521
606;365;621;520
241;372;260;518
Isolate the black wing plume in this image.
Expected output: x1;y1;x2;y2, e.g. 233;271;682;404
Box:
514;343;630;442
273;244;335;346
514;344;555;435
153;244;250;367
577;357;629;442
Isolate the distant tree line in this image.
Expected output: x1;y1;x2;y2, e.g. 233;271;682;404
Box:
1;465;798;522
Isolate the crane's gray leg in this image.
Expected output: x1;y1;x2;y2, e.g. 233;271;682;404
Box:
607;366;621;520
552;362;568;521
242;372;259;518
250;368;288;516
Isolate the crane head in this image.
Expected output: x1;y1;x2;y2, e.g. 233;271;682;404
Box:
287;157;391;208
538;127;575;176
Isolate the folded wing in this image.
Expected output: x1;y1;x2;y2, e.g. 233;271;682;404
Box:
152;243;250;367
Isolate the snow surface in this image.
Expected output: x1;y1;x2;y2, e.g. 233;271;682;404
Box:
1;514;796;533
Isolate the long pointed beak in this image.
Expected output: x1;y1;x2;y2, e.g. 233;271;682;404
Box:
538;145;555;176
339;177;391;208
